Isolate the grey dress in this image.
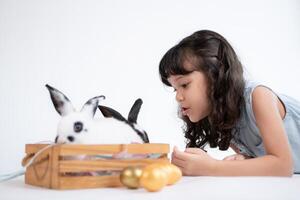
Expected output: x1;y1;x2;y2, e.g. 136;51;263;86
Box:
231;81;300;174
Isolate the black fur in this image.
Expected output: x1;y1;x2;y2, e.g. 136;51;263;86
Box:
67;136;75;142
55;135;58;143
98;99;149;143
98;105;127;122
128;99;143;123
45;84;73;116
83;95;105;117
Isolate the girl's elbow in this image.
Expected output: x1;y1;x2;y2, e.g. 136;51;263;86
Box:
270;154;294;176
280;167;293;177
280;158;294;177
284;165;294;177
281;168;293;177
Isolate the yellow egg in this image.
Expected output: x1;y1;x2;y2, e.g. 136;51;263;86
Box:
163;163;182;185
147;162;182;185
139;164;168;192
120;166;143;189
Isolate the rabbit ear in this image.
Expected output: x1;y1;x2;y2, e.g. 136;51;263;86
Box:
128;98;143;123
81;95;105;118
46;84;75;116
98;105;127;122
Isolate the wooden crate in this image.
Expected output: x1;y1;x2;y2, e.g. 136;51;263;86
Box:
23;143;169;189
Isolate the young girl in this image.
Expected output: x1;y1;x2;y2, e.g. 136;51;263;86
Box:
159;30;300;176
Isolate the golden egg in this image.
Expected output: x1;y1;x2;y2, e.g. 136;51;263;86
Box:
139;164;168;192
120;166;143;189
143;162;182;185
162;163;182;185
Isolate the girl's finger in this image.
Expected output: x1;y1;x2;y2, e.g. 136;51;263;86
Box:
223;154;246;161
171;156;186;168
223;155;236;161
235;154;246;160
173;147;188;160
185;148;206;154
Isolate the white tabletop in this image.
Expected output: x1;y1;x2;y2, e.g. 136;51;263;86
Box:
1;175;299;200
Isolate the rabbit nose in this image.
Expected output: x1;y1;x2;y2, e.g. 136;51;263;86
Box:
74;121;83;132
67;136;75;142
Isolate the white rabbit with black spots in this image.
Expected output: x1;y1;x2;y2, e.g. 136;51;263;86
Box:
46;84;149;145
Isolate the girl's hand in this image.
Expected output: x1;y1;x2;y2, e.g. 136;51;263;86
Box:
171;146;216;176
223;154;249;161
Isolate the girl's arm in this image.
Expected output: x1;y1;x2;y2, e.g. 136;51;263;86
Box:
172;87;294;176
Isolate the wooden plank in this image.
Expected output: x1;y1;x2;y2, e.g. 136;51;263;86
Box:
59;143;170;155
50;145;60;189
25;144;170;155
59;158;169;172
58;175;122;189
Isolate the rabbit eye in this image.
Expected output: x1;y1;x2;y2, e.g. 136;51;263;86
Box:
74;121;83;133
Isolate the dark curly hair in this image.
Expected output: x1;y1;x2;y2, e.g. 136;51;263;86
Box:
159;30;245;150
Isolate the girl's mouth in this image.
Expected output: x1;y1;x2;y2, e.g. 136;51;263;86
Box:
181;107;190;116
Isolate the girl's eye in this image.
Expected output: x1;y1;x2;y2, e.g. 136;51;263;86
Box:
181;83;189;88
172;82;190;92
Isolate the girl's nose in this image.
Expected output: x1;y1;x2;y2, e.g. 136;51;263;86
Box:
176;92;184;102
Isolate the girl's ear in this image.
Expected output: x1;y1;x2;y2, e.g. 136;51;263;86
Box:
45;84;75;116
81;95;105;118
98;105;127;122
128;98;143;123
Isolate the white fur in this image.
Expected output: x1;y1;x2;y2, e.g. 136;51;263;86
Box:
56;112;143;144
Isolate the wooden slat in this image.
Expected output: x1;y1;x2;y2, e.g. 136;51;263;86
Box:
50;145;60;189
25;143;170;155
59;158;169;172
59;143;170;155
58;175;122;189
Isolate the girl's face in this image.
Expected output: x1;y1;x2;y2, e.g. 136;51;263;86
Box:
167;65;211;122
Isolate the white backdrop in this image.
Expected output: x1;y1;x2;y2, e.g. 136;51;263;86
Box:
0;0;299;173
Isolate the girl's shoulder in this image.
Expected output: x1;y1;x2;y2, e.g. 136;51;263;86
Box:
243;80;300;116
243;80;271;104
